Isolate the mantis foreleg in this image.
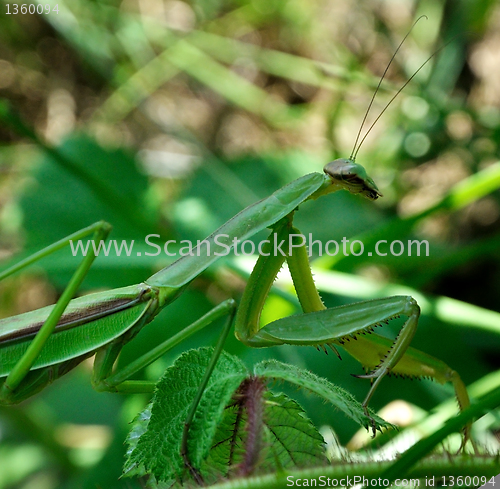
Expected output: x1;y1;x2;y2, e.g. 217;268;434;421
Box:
235;216;470;436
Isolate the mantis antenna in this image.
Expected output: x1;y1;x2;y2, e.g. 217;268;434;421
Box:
350;15;449;162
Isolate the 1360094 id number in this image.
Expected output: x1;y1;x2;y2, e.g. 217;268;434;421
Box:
6;4;59;14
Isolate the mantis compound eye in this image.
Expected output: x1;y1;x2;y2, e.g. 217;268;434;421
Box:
323;159;382;201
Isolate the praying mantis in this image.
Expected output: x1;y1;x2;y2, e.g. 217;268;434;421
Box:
0;19;471;459
0;163;470;428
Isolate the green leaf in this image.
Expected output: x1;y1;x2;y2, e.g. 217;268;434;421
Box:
125;351;329;484
207;379;326;478
125;347;247;482
254;360;393;432
197;399;244;483
123;405;152;479
126;351;394;484
259;391;326;471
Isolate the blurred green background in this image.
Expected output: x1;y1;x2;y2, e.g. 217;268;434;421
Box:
0;0;500;487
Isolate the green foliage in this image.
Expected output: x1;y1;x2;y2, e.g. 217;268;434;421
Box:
256;391;326;471
21;135;155;244
124;348;247;483
0;0;500;487
16;135;161;288
125;348;394;485
253;360;391;432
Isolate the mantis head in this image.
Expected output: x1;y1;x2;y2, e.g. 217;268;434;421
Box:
323;159;382;201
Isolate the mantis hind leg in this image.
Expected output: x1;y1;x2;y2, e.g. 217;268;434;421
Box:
0;221;112;402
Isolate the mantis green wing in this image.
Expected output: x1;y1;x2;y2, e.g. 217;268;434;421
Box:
0;284;152;376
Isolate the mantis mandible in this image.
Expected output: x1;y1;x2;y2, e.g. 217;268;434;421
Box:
0;19;470;446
